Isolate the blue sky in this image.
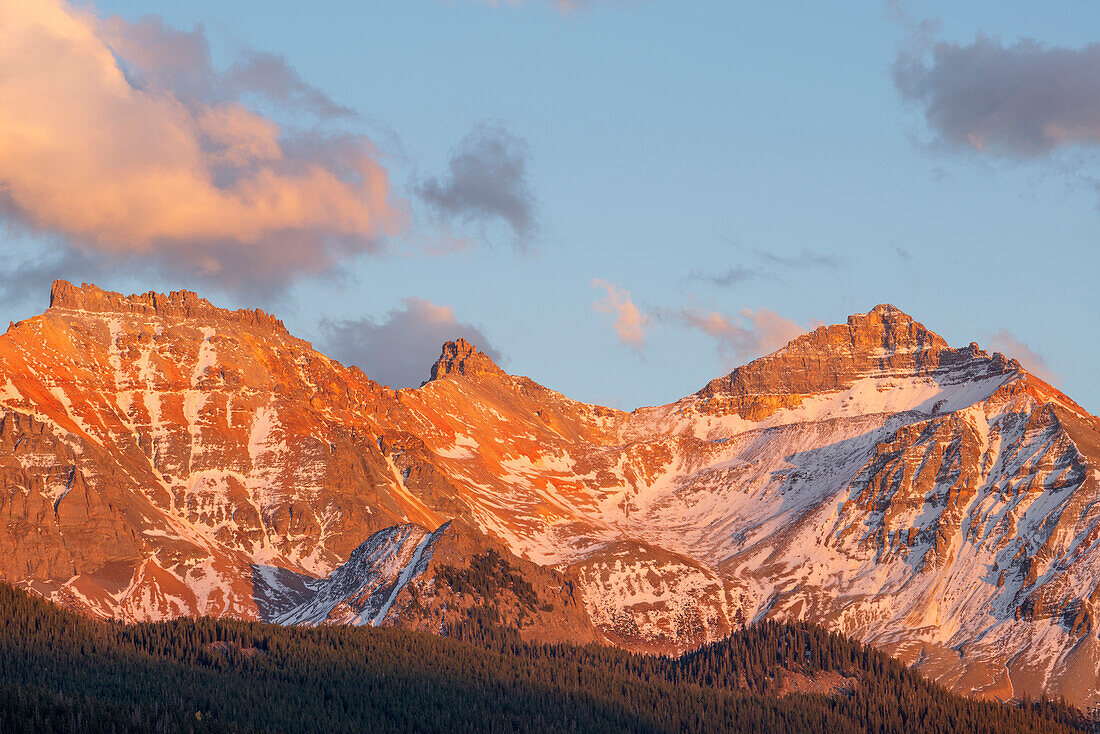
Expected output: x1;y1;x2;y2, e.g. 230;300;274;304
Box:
2;0;1098;412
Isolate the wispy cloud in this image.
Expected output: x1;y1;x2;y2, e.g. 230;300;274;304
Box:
687;247;843;288
675;307;808;364
894;31;1100;158
416;123;538;249
986;328;1061;386
686;266;765;288
591;279;649;353
320;298;503;389
0;0;401;295
754;249;844;271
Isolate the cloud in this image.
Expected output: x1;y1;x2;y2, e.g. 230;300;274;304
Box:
687;248;842;288
676;307;808;364
416;123;537;248
894;33;1100;157
754;248;844;271
98;15;354;121
686;266;764;288
0;243;114;307
223;50;358;121
320;298;503;389
0;0;401;294
591;279;649;353
986;328;1061;386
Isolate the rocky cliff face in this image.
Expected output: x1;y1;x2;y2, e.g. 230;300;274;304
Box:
0;281;595;644
2;281;1099;706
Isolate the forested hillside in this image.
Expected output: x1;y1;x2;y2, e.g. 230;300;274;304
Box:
0;583;1089;733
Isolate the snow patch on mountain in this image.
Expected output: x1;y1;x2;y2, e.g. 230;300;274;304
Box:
191;327;216;387
263;523;445;627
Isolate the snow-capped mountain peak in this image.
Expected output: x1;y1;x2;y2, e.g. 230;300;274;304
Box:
2;283;1098;706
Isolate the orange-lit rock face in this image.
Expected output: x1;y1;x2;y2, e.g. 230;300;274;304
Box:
2;281;1100;706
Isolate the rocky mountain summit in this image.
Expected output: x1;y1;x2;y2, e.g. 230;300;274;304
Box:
1;281;1098;706
427;338;505;383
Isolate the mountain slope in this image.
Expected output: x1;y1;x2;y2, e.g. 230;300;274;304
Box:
0;582;1086;734
0;282;1098;706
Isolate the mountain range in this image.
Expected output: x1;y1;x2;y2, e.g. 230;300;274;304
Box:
2;280;1098;707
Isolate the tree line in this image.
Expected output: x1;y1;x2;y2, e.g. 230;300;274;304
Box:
0;581;1089;733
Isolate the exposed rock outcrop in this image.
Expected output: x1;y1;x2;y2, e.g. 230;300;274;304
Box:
428;338;506;382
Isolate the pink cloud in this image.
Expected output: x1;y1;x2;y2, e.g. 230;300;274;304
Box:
678;307;807;364
987;329;1061;386
591;279;649;352
0;0;402;291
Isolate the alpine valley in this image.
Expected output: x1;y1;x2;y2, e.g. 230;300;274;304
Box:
3;281;1099;708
